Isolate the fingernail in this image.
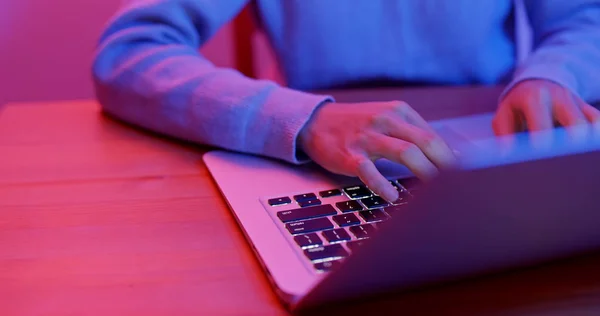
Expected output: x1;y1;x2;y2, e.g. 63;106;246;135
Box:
424;166;440;180
445;153;459;168
384;186;399;202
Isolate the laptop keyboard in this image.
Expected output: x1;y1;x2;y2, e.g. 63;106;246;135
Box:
265;177;420;273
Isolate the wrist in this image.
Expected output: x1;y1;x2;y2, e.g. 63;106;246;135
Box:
298;100;332;157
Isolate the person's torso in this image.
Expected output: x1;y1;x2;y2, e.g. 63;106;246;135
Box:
253;0;517;90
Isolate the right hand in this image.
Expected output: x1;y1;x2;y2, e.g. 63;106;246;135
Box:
298;101;456;202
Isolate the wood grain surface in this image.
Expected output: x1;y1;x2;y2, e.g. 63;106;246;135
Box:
2;89;600;316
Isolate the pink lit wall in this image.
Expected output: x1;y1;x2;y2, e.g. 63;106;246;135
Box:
0;0;238;106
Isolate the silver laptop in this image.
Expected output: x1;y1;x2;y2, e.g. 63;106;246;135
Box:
203;99;600;311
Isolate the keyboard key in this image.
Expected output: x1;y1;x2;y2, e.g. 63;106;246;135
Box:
286;218;334;235
298;199;322;208
277;204;337;223
268;196;291;206
294;233;322;249
360;196;389;209
398;177;421;191
359;209;389;223
304;244;349;263
347;240;366;251
319;189;342;198
383;204;407;215
294;193;317;203
335;200;364;213
322;228;351;243
349;224;376;239
343;185;372;199
332;213;361;227
314;259;343;271
393;190;412;205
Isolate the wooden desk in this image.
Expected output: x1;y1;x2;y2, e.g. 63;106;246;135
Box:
2;87;600;316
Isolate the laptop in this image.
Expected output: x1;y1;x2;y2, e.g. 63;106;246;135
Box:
203;94;600;312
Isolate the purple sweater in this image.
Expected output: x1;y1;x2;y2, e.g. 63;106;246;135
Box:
92;0;600;163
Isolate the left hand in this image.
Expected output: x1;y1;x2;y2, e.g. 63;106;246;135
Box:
492;79;600;135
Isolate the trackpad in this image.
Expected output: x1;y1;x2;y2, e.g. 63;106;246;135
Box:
434;125;471;153
432;112;496;149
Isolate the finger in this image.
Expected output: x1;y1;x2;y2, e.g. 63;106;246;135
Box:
379;118;456;168
581;103;600;124
497;132;518;156
354;158;399;202
492;102;523;136
552;89;587;127
574;101;600;143
366;135;438;181
528;129;556;150
392;101;436;132
521;88;554;131
564;123;589;145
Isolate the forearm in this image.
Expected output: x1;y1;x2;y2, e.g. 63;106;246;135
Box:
92;0;333;163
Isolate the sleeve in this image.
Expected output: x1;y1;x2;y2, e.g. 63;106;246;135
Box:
503;0;600;103
92;0;334;164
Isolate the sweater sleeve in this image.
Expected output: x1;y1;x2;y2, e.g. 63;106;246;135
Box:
502;0;600;103
92;0;333;164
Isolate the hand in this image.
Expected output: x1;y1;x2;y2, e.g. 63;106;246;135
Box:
493;79;600;135
298;101;456;202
